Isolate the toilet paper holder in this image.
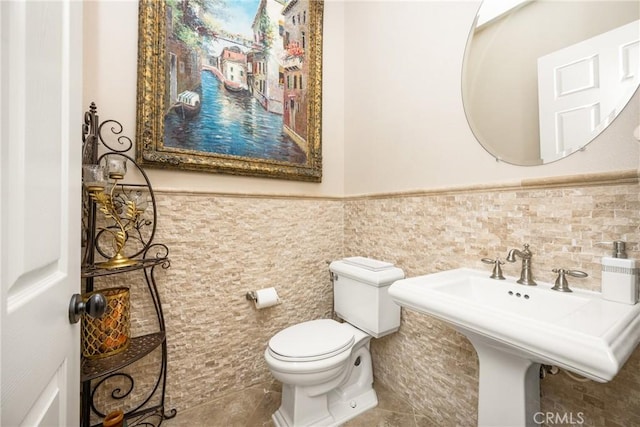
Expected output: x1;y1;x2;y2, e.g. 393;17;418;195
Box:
245;287;281;309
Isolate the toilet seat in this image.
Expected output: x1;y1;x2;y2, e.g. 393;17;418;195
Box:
268;319;354;362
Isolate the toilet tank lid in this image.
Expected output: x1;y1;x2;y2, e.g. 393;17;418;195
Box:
330;257;405;287
342;256;393;271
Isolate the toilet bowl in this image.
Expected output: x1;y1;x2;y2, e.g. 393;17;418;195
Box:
264;257;405;427
265;319;376;427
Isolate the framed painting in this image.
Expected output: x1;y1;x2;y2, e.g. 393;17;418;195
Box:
136;0;323;182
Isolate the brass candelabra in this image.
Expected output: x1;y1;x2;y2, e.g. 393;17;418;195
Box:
83;156;143;269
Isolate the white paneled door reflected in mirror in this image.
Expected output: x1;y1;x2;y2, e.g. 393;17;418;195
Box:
462;1;640;166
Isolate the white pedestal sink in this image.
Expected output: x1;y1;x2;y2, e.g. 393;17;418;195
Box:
388;268;640;427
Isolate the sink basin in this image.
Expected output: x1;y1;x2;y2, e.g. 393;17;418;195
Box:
389;268;640;426
429;272;592;322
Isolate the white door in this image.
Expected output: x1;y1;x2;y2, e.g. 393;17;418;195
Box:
538;20;640;162
1;1;82;426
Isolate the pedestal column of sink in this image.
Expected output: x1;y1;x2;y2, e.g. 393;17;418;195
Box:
465;331;541;427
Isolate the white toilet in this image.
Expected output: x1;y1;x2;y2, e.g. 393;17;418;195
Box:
264;257;405;427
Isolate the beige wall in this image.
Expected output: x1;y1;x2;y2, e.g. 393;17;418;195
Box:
84;0;640;198
83;0;640;424
83;0;345;197
343;0;639;195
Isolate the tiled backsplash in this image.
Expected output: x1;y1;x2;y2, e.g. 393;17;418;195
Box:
97;171;639;426
345;172;640;426
154;194;344;412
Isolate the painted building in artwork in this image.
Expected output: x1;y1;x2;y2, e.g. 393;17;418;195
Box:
281;0;308;147
165;3;202;112
247;51;267;105
250;0;286;114
220;46;248;91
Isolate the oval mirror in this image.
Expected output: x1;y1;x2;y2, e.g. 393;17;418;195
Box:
462;1;640;166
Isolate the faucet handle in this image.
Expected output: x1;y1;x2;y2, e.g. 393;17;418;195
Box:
551;269;588;292
482;257;506;280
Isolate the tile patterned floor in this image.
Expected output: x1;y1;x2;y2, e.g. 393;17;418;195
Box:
163;381;432;427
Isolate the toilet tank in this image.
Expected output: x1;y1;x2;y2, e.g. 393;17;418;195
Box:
329;257;405;338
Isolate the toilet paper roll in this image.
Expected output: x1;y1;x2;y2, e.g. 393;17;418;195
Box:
254;287;280;309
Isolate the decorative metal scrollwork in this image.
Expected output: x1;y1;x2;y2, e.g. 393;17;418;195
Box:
90;373;135;418
81;103;175;427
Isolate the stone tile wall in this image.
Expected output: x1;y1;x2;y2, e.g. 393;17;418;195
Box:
155;194;344;412
345;173;640;426
92;172;640;426
91;193;343;420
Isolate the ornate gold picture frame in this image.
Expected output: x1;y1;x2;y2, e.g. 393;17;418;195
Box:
136;0;323;182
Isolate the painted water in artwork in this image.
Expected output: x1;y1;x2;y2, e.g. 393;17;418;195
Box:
163;0;310;164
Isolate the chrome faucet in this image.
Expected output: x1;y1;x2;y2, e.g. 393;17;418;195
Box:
506;244;537;286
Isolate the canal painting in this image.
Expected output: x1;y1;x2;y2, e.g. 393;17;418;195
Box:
136;0;323;181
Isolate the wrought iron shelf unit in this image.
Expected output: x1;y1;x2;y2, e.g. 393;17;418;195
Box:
80;103;176;427
81;257;169;279
81;332;166;382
